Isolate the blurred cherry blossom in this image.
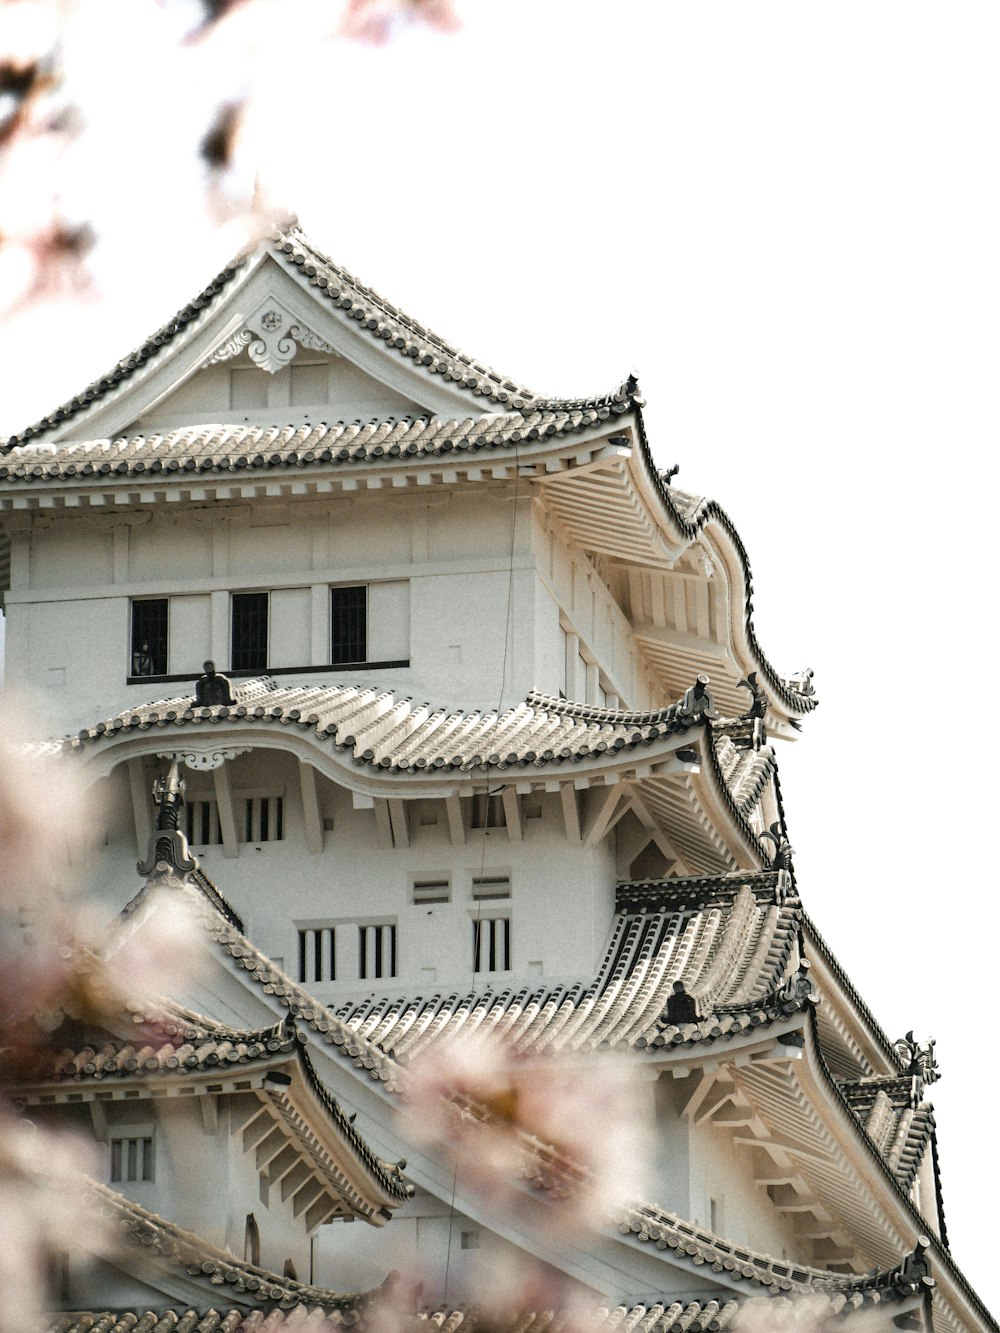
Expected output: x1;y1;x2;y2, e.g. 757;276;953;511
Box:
0;699;201;1323
0;1105;108;1333
0;0;460;399
401;1032;651;1238
734;1296;894;1332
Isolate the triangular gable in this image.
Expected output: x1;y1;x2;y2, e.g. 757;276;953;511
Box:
6;229;542;451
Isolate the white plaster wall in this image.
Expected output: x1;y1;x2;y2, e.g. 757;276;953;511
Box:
86;754;618;988
134;351;426;433
6;484;667;738
649;1076;805;1262
315;1189;578;1306
33;1092;313;1284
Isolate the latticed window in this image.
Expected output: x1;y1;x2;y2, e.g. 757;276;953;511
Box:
473;917;510;973
242;795;284;843
298;926;336;983
130;600;168;676
231;592;269;671
186;799;223;846
110;1136;154;1183
359;923;396;980
331;586;367;665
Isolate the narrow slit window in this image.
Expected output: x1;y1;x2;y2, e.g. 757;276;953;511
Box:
131;600;168;677
330;586;367;665
231;592;269;671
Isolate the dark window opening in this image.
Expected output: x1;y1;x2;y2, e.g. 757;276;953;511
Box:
232;592;269;671
331;586;366;665
131;600;168;676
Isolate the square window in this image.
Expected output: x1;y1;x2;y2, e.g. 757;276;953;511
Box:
232;592;269;671
331;586;367;665
131;600;168;677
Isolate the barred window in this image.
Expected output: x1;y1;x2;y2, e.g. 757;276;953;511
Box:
331;586;367;665
359;923;396;980
131;600;168;677
473;917;510;973
232;592;269;671
298;926;336;983
111;1136;154;1183
186;798;223;846
242;795;284;843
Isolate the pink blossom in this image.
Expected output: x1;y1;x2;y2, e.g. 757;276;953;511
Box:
401;1032;651;1237
0;1104;109;1333
342;0;461;45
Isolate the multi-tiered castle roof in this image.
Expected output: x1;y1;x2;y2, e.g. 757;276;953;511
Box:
1;227;991;1333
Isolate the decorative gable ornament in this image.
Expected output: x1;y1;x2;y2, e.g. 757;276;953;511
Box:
201;300;337;374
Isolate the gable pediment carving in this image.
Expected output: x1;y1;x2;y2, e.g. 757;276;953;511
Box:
202;299;338;374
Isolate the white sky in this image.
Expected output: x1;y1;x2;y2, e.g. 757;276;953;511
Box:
3;0;999;1307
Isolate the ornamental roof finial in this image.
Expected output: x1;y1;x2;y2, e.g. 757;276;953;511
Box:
136;759;198;882
894;1030;940;1086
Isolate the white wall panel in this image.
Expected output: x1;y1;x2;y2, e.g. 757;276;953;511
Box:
368;580;410;661
270;587;311;668
168;594;212;675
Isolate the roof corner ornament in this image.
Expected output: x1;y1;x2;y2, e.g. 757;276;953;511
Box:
760;822;794;873
736;671;768;750
777;959;817;1013
888;1235;934;1295
663;980;701;1026
677;674;717;725
660;464;680;486
137;759;199;882
894;1031;940;1087
784;667;816;699
195;661;235;707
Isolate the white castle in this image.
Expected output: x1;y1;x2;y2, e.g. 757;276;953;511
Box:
0;227;991;1333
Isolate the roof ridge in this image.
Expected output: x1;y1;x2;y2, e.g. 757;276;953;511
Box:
88;1181;367;1309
